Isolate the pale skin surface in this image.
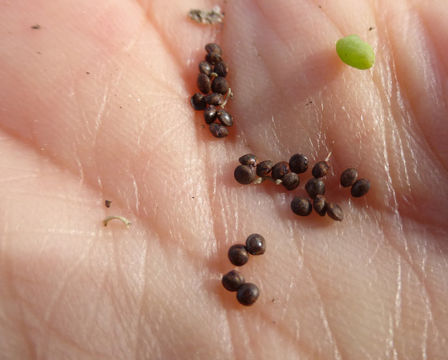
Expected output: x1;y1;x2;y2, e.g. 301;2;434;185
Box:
0;0;448;359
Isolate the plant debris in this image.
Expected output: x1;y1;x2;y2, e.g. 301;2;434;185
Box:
103;215;131;227
188;6;224;25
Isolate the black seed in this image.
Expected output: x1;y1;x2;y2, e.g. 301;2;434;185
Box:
245;234;266;255
199;61;212;76
340;168;358;187
228;244;249;266
205;43;222;55
305;178;326;198
289;154;309;174
204;93;224;106
197;73;211;94
214;61;228;77
222;270;245;292
271;161;290;180
211;77;229;94
312;161;330;178
236;283;259;306
351;178;370;197
190;93;206;110
209;123;229;138
256;160;274;177
313;194;326;216
238;154;257;166
326;202;344;221
234;165;256;184
216;109;233;126
281;172;300;190
205;52;222;65
291;196;312;216
204;106;217;124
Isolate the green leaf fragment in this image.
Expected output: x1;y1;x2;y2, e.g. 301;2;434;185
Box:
336;35;375;70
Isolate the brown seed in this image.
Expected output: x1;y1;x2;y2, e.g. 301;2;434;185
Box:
204;93;224;106
326;202;343;221
289;154;309;174
105;200;112;208
205;43;222;55
216;109;233;126
234;164;256;184
312;161;330;178
205;52;222;65
214;61;228;77
281;172;300;190
351;178;370;197
305;178;326;198
197;73;211;94
228;244;249;266
236;283;259;306
204;106;217;124
238;154;257;166
256;160;274;177
313;194;326;216
190;93;207;110
211;77;229;94
271;161;290;180
245;233;266;255
199;61;212;76
222;270;245;292
209;123;229;138
291;196;312;216
340;168;358;187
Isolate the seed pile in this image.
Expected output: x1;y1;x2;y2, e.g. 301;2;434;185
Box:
222;233;266;306
234;153;370;221
190;43;233;138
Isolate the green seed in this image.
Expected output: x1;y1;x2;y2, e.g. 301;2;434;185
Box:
336;35;375;70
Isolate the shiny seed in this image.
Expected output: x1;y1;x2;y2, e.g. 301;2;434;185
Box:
305;178;326;198
351;178;370;197
312;161;330;178
340;168;358;187
214;61;228;77
326;202;344;221
234;164;256;184
271;161;290;180
238;154;257;166
281;172;300;190
291;196;312;216
190;93;206;110
204;106;217;124
205;43;222;55
228;244;249;266
211;77;229;94
245;234;266;255
205;52;222;64
236;283;259;306
256;160;274;177
197;73;211;94
289;154;309;174
204;93;224;106
222;270;245;292
216;109;233;126
313;194;326;216
209;123;229;138
199;61;212;76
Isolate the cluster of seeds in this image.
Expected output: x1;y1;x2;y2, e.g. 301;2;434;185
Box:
221;234;266;306
234;153;370;221
190;43;233;138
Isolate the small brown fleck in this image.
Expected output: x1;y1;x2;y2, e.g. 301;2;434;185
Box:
105;200;112;208
31;24;41;30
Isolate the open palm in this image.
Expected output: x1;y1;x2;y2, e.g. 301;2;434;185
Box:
1;0;448;359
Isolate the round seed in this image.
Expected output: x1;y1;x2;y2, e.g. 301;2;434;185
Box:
216;109;233;126
291;196;312;216
289;154;309;174
351;178;370;197
313;194;326;216
305;178;326;198
214;61;229;77
281;172;300;190
336;35;375;70
209;123;229;138
197;73;211;94
245;233;266;255
256;160;274;177
205;43;222;55
211;77;229;94
238;154;257;166
204;106;217;124
271;161;290;180
326;202;344;221
205;52;222;65
340;168;358;187
222;270;245;292
228;244;249;266
236;283;259;306
234;164;256;184
312;161;330;178
204;93;224;106
199;61;212;76
190;93;206;110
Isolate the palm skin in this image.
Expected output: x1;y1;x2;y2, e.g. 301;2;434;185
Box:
1;0;448;359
